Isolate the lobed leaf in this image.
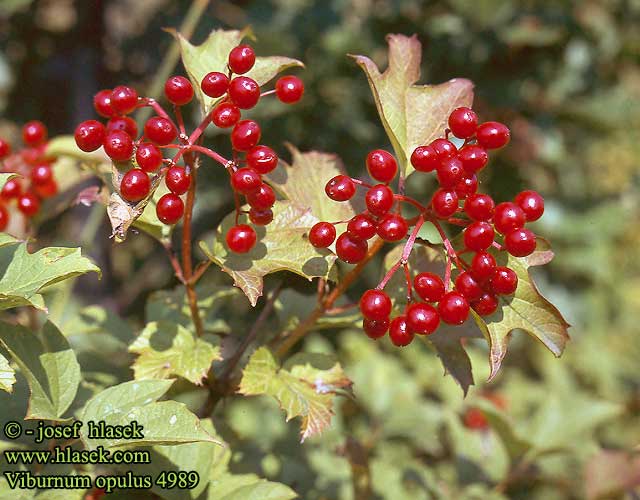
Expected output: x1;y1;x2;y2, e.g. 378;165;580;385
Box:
238;347;352;441
0;321;81;420
352;34;473;176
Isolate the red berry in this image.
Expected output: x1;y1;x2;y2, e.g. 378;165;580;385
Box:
464;221;495;252
33;179;57;199
106;116;138;138
325;175;355;202
436;157;465;189
228;76;260;109
389;316;414;346
455;174;478;199
228;45;256;74
347;213;377;240
410;145;439;172
414;272;445;302
1;179;22;200
505;228;536;257
476;121;510;149
366;150;397;183
156;193;184;224
275;76;304;104
464;193;495;221
463;408;489;430
431;138;457;159
74;120;105;152
110;86;138;115
144;117;177;146
31;164;53;186
490;267;518;295
365;184;394;216
249;208;273;226
136;143;163;172
406;303;440;335
93;89;115;118
458;145;488;174
438;292;470;325
211;102;241;128
377;213;408;242
493;202;526;234
454;271;483;301
472;293;499;316
231;120;261;151
22;121;47;146
231;168;262;194
0;204;8;230
226;224;257;253
309;222;336;248
431;188;459;218
201;72;230;98
448;107;478;139
17;192;40;217
165;166;191;195
470;251;497;283
0;139;10;159
514;190;544;222
247;145;278;174
359;289;392;321
246;183;276;210
363;318;389;339
335;232;368;264
103;131;134;161
164;76;193;106
120;169;150;202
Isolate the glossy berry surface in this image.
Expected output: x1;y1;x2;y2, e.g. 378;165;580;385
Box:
347;214;377;240
34;180;57;199
432;189;458;218
226;224;257;253
249;208;273;226
454;272;483;301
366;149;397;183
164;76;194;106
431;138;457;159
247;145;278;174
414;272;445;302
93;89;115;118
0;139;10;159
231;168;262;194
363;318;389;339
490;267;518;295
275;76;304;104
325;175;355;202
437;157;465;189
470;251;497;282
231;120;261;151
156;193;184;224
309;222;336;248
455;175;478;199
464;221;495;251
201;72;230;98
106;116;138;138
458;145;488;173
389;316;414;346
228;77;260;109
18;193;40;216
448;107;478;138
246;183;276;210
472;293;499;316
228;45;255;74
22;121;47;146
438;292;470;325
365;184;394;216
144;117;177;145
136;143;163;172
514;190;544;222
74;120;105;152
104;131;134;162
377;214;408;242
464;193;495;221
476;121;510;149
410;145;439;172
493;202;525;235
406;303;440;335
335;233;368;264
1;179;22;200
31;164;53;186
505;228;536;257
165;166;191;195
110;86;138;115
359;289;392;321
120;169;150;202
211;102;241;128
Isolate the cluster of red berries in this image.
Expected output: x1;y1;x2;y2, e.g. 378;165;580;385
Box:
309;107;545;346
73;44;303;249
0;121;58;231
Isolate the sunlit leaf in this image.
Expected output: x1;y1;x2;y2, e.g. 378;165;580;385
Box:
0;353;15;394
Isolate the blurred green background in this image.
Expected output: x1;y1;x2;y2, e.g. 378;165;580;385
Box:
1;1;639;498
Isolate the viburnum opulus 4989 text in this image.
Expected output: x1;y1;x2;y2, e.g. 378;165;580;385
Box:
310;107;544;346
74;43;303;252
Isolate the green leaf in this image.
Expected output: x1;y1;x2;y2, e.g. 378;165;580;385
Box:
46;135;110;165
209;473;298;500
0;321;81;420
352;34;474;176
0;245;100;311
0;173;17;191
238;347;351;441
267;145;358;223
0;478;34;499
172;28;303;113
80;379;220;449
200;200;336;306
473;242;571;380
0;353;15;393
129;321;221;385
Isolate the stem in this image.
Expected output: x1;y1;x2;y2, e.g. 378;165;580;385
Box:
394;194;427;212
377;215;424;290
163;241;186;284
